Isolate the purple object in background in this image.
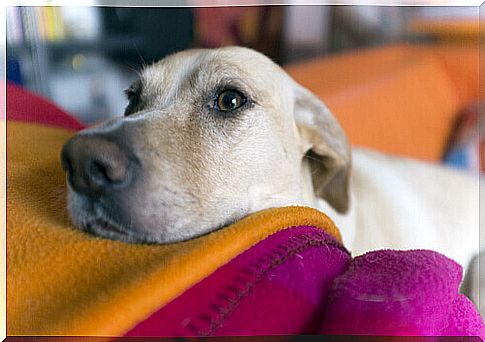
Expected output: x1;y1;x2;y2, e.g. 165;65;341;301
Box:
125;227;484;338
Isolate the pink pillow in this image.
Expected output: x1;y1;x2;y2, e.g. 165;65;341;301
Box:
6;82;85;131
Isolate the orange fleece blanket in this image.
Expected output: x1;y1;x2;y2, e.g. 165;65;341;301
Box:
7;121;341;336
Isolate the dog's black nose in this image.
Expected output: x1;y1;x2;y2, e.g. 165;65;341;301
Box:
61;135;134;196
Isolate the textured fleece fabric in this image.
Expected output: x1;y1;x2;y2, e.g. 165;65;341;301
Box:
125;228;484;337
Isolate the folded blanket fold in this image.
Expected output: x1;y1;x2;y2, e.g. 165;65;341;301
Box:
124;233;484;337
125;226;351;337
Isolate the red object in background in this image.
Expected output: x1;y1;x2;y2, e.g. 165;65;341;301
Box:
194;7;248;47
193;7;283;62
5;82;85;131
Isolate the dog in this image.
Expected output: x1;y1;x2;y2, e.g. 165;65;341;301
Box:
61;46;351;244
61;47;481;307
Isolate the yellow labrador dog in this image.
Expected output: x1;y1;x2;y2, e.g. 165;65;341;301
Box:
61;47;351;244
61;47;480;305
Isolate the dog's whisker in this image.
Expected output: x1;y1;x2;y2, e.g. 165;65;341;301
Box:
133;43;147;71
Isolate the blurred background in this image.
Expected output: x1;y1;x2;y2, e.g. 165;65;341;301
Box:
5;5;482;171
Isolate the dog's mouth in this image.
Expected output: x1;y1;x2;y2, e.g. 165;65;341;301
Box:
84;217;126;236
78;212;152;243
68;187;141;243
80;215;160;244
81;217;130;241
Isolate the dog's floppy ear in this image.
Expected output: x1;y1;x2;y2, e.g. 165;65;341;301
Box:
293;83;351;213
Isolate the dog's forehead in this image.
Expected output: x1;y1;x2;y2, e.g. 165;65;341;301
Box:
141;47;285;87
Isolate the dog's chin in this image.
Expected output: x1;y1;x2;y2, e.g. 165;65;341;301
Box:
75;215;207;244
73;213;169;244
66;188;249;245
81;218;146;243
67;193;193;244
70;208;238;244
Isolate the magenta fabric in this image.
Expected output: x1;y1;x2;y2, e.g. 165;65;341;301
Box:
6;82;85;130
320;250;485;338
125;226;350;336
124;227;484;338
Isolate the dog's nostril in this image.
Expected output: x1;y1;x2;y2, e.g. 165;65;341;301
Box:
89;158;128;185
89;160;110;185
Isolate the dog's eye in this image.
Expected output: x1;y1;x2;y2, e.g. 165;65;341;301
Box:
124;80;143;116
124;90;141;116
126;88;137;99
216;90;246;112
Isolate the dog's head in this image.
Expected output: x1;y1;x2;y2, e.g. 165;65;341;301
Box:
61;47;351;243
